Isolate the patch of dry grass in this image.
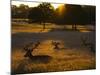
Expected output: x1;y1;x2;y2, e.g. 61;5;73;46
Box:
11;46;95;74
11;24;95;74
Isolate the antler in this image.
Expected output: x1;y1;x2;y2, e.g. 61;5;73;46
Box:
23;41;40;51
23;42;34;51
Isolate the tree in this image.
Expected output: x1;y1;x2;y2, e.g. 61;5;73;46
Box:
11;5;18;18
28;2;54;30
55;4;87;30
17;4;29;18
37;2;55;29
11;4;29;19
82;6;96;25
28;7;42;23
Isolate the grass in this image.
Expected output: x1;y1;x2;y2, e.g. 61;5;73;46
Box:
11;23;96;74
11;47;95;74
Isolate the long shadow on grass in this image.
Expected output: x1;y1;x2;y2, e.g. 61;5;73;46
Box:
12;30;95;51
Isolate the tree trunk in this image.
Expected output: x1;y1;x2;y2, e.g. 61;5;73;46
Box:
74;24;77;30
72;24;77;30
43;22;45;30
72;25;74;30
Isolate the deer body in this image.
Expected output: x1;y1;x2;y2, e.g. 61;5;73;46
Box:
24;48;52;63
23;41;52;63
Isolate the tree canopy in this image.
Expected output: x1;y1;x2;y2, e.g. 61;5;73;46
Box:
28;2;55;24
55;4;88;25
12;3;96;26
11;4;29;18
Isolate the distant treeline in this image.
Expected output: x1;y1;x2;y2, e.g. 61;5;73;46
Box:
12;3;96;25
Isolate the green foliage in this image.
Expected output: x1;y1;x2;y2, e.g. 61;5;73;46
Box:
12;4;29;18
11;3;95;25
28;2;55;24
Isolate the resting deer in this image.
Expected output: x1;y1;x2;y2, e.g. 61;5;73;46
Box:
24;44;52;63
52;41;60;49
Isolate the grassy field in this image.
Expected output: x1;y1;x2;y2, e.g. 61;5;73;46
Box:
11;23;96;74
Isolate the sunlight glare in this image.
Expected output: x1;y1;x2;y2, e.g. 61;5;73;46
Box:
57;4;65;15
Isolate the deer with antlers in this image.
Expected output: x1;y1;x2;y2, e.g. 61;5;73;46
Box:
52;41;60;49
81;36;95;52
23;41;52;63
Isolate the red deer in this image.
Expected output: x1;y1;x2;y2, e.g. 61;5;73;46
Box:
52;41;60;49
81;36;95;52
24;44;52;63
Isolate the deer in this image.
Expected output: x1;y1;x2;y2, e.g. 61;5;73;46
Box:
33;41;40;50
52;41;60;49
23;42;52;63
81;36;95;52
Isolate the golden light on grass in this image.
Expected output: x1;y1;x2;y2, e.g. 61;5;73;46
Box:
12;47;95;73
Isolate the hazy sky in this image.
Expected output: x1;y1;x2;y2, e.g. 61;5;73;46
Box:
12;1;63;9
